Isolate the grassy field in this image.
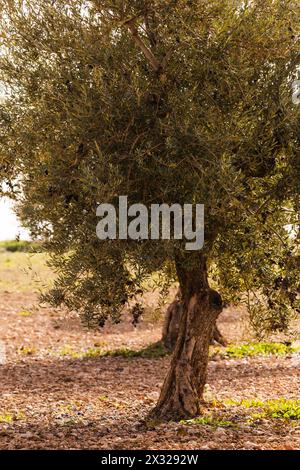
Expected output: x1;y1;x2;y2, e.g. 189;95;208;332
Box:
0;250;53;293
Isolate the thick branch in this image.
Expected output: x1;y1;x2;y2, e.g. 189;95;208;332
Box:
125;19;161;73
90;3;163;73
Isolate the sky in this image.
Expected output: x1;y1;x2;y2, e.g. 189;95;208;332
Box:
0;197;30;241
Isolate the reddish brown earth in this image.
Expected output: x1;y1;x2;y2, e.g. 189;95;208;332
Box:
1;287;300;450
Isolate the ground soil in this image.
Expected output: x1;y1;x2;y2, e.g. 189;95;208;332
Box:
1;284;300;450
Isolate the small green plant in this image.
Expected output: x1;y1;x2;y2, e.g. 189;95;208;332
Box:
224;398;265;408
17;310;33;317
53;402;86;427
180;414;235;427
58;345;81;358
226;398;300;421
0;413;13;424
57;345;107;359
255;399;300;420
0;240;42;253
98;395;109;402
18;345;37;355
213;342;300;359
57;341;169;360
102;342;169;359
0;411;25;424
84;347;108;358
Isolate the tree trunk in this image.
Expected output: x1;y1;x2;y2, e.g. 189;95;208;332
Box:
162;292;227;350
152;253;223;421
212;323;227;347
162;294;183;350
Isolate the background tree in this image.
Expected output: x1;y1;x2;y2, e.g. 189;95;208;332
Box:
0;0;299;419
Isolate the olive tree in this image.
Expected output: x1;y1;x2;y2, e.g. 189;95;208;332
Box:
0;0;299;419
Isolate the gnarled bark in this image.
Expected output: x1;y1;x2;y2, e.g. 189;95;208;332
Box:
162;291;227;350
152;254;223;420
162;294;183;350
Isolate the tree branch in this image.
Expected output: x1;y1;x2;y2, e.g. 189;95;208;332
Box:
124;18;161;73
90;3;163;73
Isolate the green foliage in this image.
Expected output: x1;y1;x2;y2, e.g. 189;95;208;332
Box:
0;0;299;332
98;342;169;358
0;411;25;424
58;345;81;358
18;345;37;355
98;395;109;402
17;310;33;317
180;414;235;427
181;398;300;427
213;342;300;358
228;398;300;421
58;341;169;359
0;240;42;253
262;400;300;420
0;413;13;424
